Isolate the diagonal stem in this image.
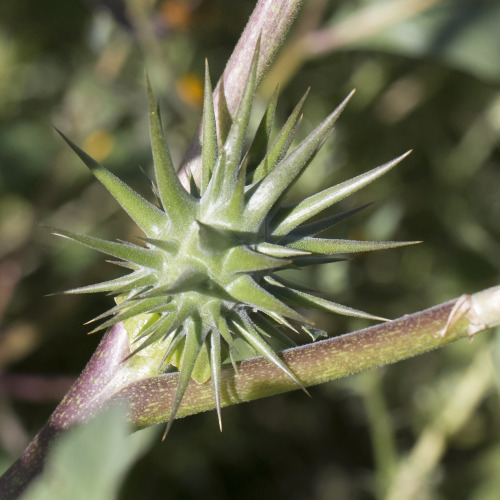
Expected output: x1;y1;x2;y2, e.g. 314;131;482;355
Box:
113;286;500;429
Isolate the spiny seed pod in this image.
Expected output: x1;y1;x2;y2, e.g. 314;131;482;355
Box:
51;43;414;437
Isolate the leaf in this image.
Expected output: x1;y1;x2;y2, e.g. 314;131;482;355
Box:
245;84;279;172
283;203;372;238
249;88;309;183
201;61;218;195
89;296;173;333
271;151;411;236
252;314;297;349
209;330;223;430
206;39;260;206
62;271;155;295
348;2;500;83
285;237;420;254
232;313;309;395
227;275;309;324
266;277;388;322
244;90;355;230
191;340;211;384
146;76;197;222
139;236;179;253
163;317;203;439
223;246;290;275
21;407;156;500
254;242;310;258
301;325;328;341
49;227;163;269
56;129;167;238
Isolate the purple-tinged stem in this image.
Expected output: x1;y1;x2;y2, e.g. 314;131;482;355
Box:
111;287;500;428
0;324;130;500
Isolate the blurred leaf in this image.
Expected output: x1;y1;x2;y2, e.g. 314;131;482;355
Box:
21;408;156;500
349;2;500;83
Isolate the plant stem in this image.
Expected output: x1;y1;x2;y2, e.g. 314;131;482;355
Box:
0;324;132;500
385;346;494;500
111;286;500;428
1;287;499;498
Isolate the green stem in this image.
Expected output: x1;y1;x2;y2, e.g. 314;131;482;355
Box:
385;346;494;500
112;286;500;428
358;371;398;499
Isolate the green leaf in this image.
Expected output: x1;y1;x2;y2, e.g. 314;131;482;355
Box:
201;61;218;195
224;246;289;274
139;236;179;253
201;150;226;208
288;255;346;267
226;275;308;324
246;85;279;172
195;220;236;252
266;277;387;321
131;308;176;344
56;129;167;238
146;76;197;222
210;307;235;348
272;151;411;236
205;39;260;206
163;317;203;439
128;311;186;359
49;227;163;269
254;242;310;258
191;340;211;383
209;330;223;430
244;90;355;230
301;325;328;341
233;313;309;395
283;203;372;238
62;271;154;295
21;407;156;500
89;296;173;333
285;236;420;254
249;88;309;183
252;314;297;349
218;157;247;220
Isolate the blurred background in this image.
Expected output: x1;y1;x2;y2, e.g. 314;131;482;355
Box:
1;0;500;498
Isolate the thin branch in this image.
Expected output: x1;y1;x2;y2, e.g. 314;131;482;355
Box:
110;286;500;429
385;347;494;500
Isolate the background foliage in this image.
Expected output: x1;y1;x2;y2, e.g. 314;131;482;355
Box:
1;0;499;498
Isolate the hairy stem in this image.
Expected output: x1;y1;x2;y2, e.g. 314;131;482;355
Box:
112;286;500;428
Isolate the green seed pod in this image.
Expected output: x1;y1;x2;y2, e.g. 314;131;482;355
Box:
52;43;414;437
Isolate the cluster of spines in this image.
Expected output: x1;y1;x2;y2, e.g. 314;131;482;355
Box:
51;43;415;436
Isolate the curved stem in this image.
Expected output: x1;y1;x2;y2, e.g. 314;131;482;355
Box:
114;286;500;428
